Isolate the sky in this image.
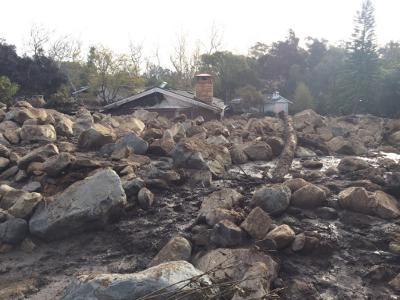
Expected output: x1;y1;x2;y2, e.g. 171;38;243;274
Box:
1;0;399;68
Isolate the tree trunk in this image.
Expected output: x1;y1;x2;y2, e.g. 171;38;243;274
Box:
297;135;330;156
272;111;298;183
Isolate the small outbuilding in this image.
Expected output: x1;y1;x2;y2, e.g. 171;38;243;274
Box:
262;91;292;115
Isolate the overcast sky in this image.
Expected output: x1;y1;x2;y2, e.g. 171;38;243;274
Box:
2;0;399;67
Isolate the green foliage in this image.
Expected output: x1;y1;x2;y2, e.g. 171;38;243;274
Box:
337;0;379;114
0;76;19;104
200;51;262;101
45;85;76;108
292;82;313;113
234;85;264;110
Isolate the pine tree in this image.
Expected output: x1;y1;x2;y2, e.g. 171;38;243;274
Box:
340;0;379;114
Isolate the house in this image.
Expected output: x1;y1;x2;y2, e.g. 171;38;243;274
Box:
101;74;225;121
262;91;292;115
228;91;292;115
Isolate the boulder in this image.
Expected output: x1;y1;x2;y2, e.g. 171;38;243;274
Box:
0;219;28;244
206;135;230;147
111;146;134;160
238;141;273;161
232;262;272;300
329;126;350;138
291;233;306;251
0;133;10;146
40;152;75;177
316;127;334;141
148;237;191;268
173;138;231;178
186;125;207;137
293;109;326;130
302;160;323;169
77;124;117;149
0;157;9;171
327;137;367;155
55;118;74;137
163;123;186;142
251;185;291;216
198;188;244;221
188;170;212;188
338;187;400;219
0;166;18;179
29;169;126;241
100;132;148;155
20;124;56;142
122;178;145;197
141;128;163;141
240;207;273;240
22;181;41;192
211;219;246;247
0;144;10;158
338;157;369;172
59;261;213;300
205;208;241;227
1;189;29;210
265;136;284;156
14;108;47;125
75;108;94;132
7;192;42;219
295;146;317;158
284;178;309;193
230;148;249;164
4;128;21;144
291;184;326;209
138;187;154;210
193;248;279;286
264;224;295;249
386;172;400;198
132;109;158;124
148;138;175;156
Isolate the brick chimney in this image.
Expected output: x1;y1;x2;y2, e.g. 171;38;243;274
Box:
195;74;213;104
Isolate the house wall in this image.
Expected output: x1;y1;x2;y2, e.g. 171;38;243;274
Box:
263;103;288;115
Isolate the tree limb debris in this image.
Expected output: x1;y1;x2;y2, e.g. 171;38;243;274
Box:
272;111;298;183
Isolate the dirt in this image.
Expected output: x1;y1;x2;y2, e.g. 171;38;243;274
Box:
2;144;400;299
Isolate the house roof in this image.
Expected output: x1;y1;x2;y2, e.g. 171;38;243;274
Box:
101;87;225;113
265;91;292;104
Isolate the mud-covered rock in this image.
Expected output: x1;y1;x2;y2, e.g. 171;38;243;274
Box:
386;172;400;198
18;144;59;170
338;187;400;219
240;207;273;240
264;224;295;249
101;132;148;155
147;138;175;156
78;124;117;149
138;187;154;210
294;109;326;130
29;169;126;241
327;136;367;155
7;192;42;219
205;208;241;227
148;237;191;268
211;219;246;247
198;188;244;221
238;141;273;161
173;138;231;178
230;148;248;164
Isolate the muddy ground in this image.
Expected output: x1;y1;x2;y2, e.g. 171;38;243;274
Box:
1;149;400;299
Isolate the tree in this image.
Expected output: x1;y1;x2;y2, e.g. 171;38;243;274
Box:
0;76;18;104
202;22;224;55
235;85;264;110
129;41;143;76
292;82;313;113
26;22;54;56
340;0;379;114
86;45;146;105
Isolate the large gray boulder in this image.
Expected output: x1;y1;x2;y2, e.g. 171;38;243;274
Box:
17;143;59;170
211;219;246;247
14;108;47;125
386;172;400;198
327;137;367;155
20;124;56;142
251;185;291;216
173;138;231;178
29;169;126;241
101;132;148;155
0;219;28;244
59;261;213;300
77;124;117;149
291;184;326;209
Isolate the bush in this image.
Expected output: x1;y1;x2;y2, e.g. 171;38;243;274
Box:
45;91;76;109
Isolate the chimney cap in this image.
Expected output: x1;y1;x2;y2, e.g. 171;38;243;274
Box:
195;74;213;77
